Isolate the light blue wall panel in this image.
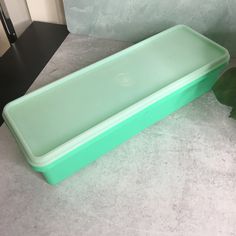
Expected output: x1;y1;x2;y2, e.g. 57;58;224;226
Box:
64;0;236;55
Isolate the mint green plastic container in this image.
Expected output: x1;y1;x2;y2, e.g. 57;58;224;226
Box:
3;25;230;184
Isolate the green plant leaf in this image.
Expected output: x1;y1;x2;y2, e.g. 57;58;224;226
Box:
213;67;236;119
230;107;236;119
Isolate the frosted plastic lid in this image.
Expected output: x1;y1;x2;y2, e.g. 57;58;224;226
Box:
3;25;230;167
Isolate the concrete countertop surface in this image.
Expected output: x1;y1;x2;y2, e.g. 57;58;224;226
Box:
0;34;236;236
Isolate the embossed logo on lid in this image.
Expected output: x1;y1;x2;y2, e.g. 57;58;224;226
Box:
115;73;135;87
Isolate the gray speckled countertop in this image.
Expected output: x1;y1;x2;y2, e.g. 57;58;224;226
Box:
0;34;236;236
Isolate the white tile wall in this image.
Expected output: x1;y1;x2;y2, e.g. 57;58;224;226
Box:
0;21;10;56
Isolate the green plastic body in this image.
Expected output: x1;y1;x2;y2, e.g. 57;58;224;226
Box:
2;25;230;184
35;64;225;184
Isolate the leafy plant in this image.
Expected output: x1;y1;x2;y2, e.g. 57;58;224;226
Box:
213;67;236;119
